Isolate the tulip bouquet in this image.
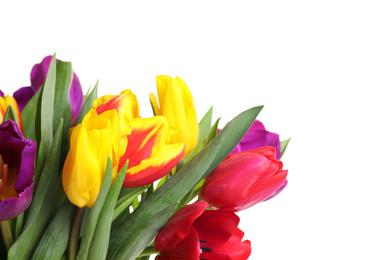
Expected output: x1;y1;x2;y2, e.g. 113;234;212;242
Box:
0;54;290;260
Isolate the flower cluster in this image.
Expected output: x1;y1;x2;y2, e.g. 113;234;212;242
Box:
0;54;290;260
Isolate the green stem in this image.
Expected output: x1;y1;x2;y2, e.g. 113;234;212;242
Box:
69;207;85;260
0;221;14;251
138;246;159;257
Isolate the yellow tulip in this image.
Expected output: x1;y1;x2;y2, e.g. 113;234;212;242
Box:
63;109;120;208
149;76;198;157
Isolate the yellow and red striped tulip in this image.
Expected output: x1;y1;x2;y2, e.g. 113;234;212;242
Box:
63;89;184;207
0;94;23;133
149;76;198;158
95;89;185;188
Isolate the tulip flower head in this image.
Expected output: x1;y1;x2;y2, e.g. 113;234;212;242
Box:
0;93;23;133
154;201;251;260
150;75;198;158
13;55;84;124
63;90;185;207
0;120;36;222
200;146;288;212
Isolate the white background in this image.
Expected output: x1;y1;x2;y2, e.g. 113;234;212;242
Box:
1;1;389;259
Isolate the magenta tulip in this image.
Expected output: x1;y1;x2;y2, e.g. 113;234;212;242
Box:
231;120;281;159
0;120;36;221
200;146;288;211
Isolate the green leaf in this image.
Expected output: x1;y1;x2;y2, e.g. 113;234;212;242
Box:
205;117;220;144
21;88;41;142
31;199;77;260
184;106;214;164
77;156;113;260
112;187;147;222
280;137;291;159
107;106;263;259
113;205;177;260
53;60;73;168
76;81;98;125
2;105;19;126
8;119;63;260
197;106;213;146
88;161;130;260
35;54;56;180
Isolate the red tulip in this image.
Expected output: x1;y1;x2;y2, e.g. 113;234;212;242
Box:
200;146;288;212
154;201;251;260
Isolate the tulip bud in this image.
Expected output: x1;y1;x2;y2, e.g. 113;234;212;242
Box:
200;146;288;211
150;75;198;158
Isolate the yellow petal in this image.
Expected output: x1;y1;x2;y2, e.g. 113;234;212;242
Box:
63;109;120;208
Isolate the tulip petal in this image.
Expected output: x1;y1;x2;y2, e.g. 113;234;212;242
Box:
157;227;200;260
194;210;240;248
30;56;52;90
232;169;288;211
0;182;34;222
201;228;251;260
12;86;37;112
231;120;281;159
69;73;84;125
63;109;120;208
155;201;208;251
121;117;185;187
0;120;34;193
155;75;199;157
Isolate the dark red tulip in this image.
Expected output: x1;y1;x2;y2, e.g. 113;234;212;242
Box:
154;201;251;260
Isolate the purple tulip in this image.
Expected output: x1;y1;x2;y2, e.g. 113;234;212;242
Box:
0;90;3;98
231;120;281;159
13;55;84;125
0;120;36;222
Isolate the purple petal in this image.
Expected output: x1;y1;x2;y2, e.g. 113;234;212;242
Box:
231;120;281;159
30;55;52;90
13;86;37;111
0;89;4;97
0;182;34;222
0;120;36;193
70;73;84;124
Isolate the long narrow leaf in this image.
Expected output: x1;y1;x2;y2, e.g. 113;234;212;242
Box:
112;187;147;222
53;60;73;167
76;81;98;125
280;137;291;159
35;54;56;180
114;205;177;260
21;88;41;142
88;161;129;260
31;199;77;260
77;157;113;260
2;105;18;126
